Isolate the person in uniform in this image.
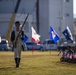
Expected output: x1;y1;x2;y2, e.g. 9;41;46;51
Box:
10;21;24;68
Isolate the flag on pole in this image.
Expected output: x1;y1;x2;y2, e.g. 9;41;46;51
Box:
50;26;60;43
31;27;41;44
62;26;73;42
22;34;28;43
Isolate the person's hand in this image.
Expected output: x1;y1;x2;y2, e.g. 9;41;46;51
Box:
13;41;18;48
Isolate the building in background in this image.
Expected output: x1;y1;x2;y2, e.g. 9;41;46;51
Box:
74;18;76;41
0;0;74;43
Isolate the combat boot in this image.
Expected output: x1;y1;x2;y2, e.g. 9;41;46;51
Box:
17;58;21;67
15;58;19;68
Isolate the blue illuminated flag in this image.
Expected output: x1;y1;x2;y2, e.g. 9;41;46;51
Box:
50;26;60;43
22;34;28;43
62;26;73;42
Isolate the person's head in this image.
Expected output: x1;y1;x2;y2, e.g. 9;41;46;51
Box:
15;21;20;31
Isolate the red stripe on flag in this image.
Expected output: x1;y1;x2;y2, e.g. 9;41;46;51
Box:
32;37;36;42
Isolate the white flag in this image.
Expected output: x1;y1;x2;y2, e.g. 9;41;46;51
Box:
31;27;41;44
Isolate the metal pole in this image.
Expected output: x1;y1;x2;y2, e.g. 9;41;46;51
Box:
36;0;39;34
59;0;63;44
6;0;21;42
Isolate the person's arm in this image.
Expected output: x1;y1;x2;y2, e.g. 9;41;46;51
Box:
10;31;15;42
21;31;24;40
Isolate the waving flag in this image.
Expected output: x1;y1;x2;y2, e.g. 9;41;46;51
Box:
62;26;73;42
50;26;60;43
31;27;41;44
22;34;28;43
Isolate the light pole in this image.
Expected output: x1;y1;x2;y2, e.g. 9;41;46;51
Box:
58;0;63;44
57;16;63;45
36;0;39;34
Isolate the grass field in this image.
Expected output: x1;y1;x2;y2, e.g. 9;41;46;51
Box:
0;51;76;75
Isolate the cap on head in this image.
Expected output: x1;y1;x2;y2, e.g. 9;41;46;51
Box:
15;21;20;26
